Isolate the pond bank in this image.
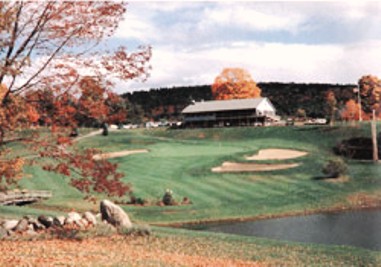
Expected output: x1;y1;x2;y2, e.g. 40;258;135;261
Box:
157;198;381;228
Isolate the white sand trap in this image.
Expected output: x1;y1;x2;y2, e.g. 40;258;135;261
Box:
93;149;148;160
246;149;308;161
212;162;300;173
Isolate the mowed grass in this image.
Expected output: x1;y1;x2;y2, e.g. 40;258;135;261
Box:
2;124;379;223
71;124;381;225
2;124;381;265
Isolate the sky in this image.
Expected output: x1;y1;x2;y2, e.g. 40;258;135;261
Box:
111;1;381;93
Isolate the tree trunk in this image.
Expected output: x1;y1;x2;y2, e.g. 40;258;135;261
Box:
371;110;378;161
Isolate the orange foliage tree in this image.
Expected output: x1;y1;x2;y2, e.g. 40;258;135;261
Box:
341;99;360;121
211;68;261;100
0;2;151;196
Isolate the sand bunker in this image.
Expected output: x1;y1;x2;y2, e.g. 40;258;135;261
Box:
212;162;300;173
246;149;308;161
93;149;148;160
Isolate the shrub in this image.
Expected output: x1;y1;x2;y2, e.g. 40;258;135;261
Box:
162;189;175;206
129;194;146;205
322;158;348;178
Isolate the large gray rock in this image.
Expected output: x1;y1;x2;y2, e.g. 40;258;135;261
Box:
1;220;19;231
100;200;132;228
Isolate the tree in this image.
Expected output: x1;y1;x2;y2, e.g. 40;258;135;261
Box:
105;92;128;125
77;76;109;127
358;75;381;115
325;90;337;126
341;99;360;122
211;68;261;100
0;2;151;196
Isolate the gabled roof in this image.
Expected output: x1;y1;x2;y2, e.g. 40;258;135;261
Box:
182;97;270;114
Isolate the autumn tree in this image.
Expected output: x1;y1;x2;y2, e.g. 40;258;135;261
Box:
325;90;337;126
77;76;109;127
105;92;128;125
0;2;151;196
341;99;360;122
212;68;261;100
358;75;381;116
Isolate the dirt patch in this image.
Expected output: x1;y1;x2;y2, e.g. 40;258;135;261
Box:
93;149;148;160
246;149;308;161
212;162;300;173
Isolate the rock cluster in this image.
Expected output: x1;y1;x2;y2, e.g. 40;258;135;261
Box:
0;200;132;239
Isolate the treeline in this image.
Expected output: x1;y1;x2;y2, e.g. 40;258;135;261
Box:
121;82;357;121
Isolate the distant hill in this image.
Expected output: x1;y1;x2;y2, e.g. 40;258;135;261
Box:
121;82;356;121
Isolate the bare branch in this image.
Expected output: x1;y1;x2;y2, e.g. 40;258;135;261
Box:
11;27;82;94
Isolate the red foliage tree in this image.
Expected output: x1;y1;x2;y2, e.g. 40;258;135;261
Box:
0;2;151;196
77;77;109;126
211;68;261;100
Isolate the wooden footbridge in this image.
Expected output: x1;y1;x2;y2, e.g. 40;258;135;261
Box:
0;190;52;206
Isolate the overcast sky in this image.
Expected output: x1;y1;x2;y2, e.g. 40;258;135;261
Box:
113;1;381;93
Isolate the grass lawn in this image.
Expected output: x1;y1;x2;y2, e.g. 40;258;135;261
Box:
1;124;381;265
72;124;381;225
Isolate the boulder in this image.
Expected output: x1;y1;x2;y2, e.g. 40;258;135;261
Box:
75;218;88;229
83;211;97;225
1;220;19;231
100;199;132;228
38;215;53;228
53;216;66;227
14;218;29;232
0;227;8;239
26;229;38;236
65;212;81;225
28;218;45;231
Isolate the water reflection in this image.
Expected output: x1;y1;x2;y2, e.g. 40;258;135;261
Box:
200;209;381;250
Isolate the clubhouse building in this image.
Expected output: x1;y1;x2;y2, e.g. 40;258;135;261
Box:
182;97;279;128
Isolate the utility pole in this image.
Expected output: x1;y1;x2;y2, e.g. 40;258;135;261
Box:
371;109;378;161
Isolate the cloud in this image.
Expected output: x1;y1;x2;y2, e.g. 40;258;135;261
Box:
116;39;381;93
109;2;381;93
200;3;305;33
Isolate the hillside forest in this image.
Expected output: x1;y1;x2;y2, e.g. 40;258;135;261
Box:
122;82;357;123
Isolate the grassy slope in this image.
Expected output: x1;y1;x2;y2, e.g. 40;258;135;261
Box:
76;125;381;225
2;124;381;265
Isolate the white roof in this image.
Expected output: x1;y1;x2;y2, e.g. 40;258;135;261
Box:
182;98;270;114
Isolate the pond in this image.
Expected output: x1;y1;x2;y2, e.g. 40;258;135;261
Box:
194;209;381;250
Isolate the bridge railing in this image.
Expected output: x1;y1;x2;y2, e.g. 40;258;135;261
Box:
0;190;52;205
